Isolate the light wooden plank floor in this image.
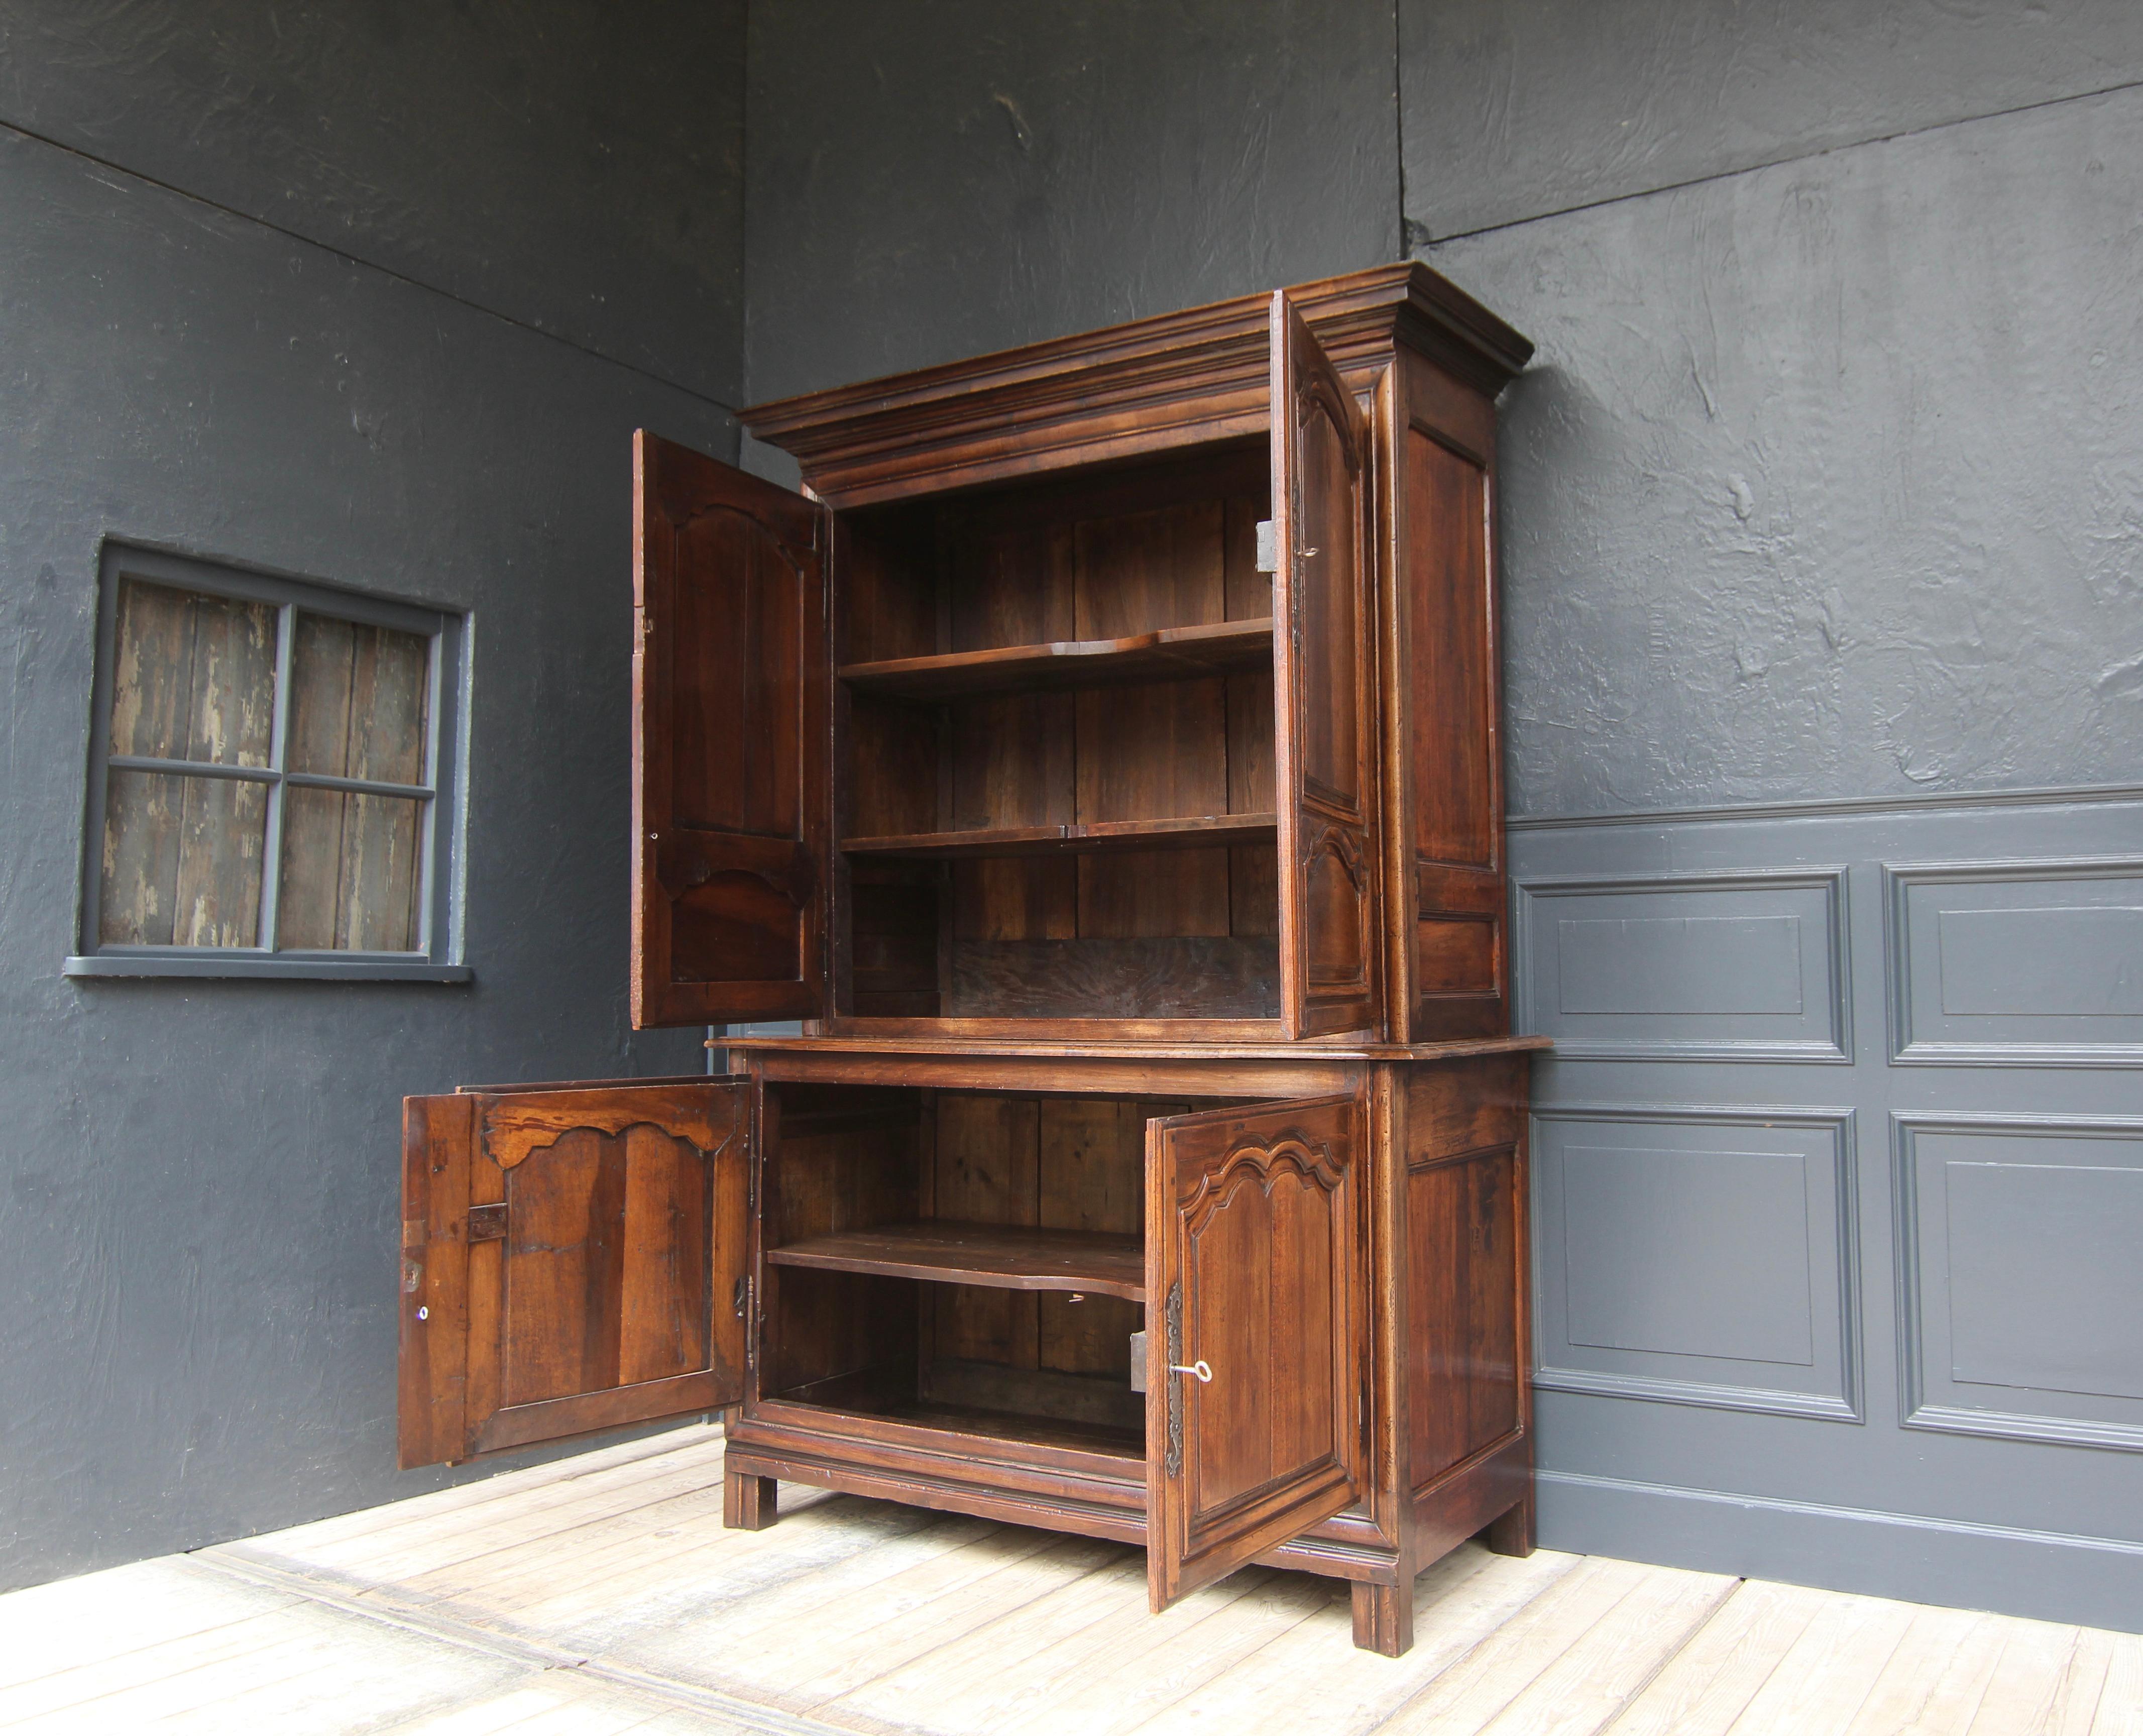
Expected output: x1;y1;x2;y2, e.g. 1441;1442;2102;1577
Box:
5;1424;2136;1734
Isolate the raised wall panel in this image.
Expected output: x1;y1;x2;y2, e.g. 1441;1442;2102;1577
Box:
1564;1146;1813;1365
1533;1105;1860;1421
1895;1114;2143;1450
1516;870;1850;1062
1508;790;2143;1626
1886;859;2143;1065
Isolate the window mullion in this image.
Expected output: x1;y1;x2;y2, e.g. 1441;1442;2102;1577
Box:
258;601;297;952
104;755;280;782
417;627;444;958
282;770;432;800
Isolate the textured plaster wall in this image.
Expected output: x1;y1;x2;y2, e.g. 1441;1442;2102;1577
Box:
0;0;746;401
741;0;1400;407
1431;86;2143;813
0;11;742;1588
1400;0;2143;242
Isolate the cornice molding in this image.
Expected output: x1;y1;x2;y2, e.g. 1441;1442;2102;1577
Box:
739;262;1533;508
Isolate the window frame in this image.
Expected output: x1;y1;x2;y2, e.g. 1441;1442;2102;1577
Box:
65;542;472;983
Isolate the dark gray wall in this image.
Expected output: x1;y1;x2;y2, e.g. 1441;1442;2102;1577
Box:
0;0;746;401
1434;71;2143;816
743;0;2143;1630
0;8;743;1589
1400;0;2143;244
741;0;1399;405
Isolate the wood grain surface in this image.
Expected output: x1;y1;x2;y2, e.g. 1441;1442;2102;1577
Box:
26;1422;2118;1734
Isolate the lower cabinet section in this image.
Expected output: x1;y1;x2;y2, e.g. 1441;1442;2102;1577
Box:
397;1038;1541;1655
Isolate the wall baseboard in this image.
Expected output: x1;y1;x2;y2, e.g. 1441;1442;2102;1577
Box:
1536;1469;2143;1633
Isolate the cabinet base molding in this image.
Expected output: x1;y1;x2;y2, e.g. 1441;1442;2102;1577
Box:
726;1424;1535;1626
725;1438;1143;1546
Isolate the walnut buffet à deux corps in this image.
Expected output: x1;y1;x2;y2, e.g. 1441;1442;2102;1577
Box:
396;262;1545;1656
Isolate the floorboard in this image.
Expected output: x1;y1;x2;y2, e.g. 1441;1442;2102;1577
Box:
4;1423;2135;1736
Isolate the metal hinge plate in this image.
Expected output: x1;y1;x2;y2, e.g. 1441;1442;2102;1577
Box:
466;1203;508;1243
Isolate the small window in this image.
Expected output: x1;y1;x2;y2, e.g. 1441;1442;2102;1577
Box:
66;545;469;981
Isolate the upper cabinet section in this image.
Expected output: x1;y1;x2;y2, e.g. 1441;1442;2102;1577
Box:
636;262;1533;1042
738;263;1531;511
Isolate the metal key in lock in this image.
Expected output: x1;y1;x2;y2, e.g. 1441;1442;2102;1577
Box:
1170;1358;1213;1383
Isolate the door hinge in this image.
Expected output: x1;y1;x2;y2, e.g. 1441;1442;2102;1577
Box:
1164;1280;1184;1480
466;1203;508;1243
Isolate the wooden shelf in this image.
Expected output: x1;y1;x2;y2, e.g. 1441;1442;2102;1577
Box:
767;1221;1147;1301
842;812;1276;860
840;618;1273;702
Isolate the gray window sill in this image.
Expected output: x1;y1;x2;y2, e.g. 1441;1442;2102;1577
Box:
64;953;474;984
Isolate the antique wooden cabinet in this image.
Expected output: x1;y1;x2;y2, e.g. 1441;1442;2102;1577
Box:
398;263;1545;1655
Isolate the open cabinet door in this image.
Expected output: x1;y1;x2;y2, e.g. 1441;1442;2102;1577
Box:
1145;1093;1367;1610
634;430;830;1028
1271;295;1381;1038
399;1080;750;1468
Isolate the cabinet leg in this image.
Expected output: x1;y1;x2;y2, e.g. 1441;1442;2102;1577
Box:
723;1470;778;1531
1484;1492;1535;1558
1351;1578;1414;1657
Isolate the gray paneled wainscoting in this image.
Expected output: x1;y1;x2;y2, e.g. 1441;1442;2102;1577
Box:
1512;784;2143;1633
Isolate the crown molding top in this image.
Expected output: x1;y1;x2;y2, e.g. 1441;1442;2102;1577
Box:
739;261;1535;508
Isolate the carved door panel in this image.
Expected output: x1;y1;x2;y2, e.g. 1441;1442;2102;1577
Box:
399;1080;750;1467
1270;293;1381;1038
1144;1092;1367;1609
633;429;830;1027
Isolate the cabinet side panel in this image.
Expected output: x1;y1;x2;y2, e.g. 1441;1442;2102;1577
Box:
1405;433;1493;870
1404;1059;1530;1495
1392;352;1509;1040
1406;1148;1520;1490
